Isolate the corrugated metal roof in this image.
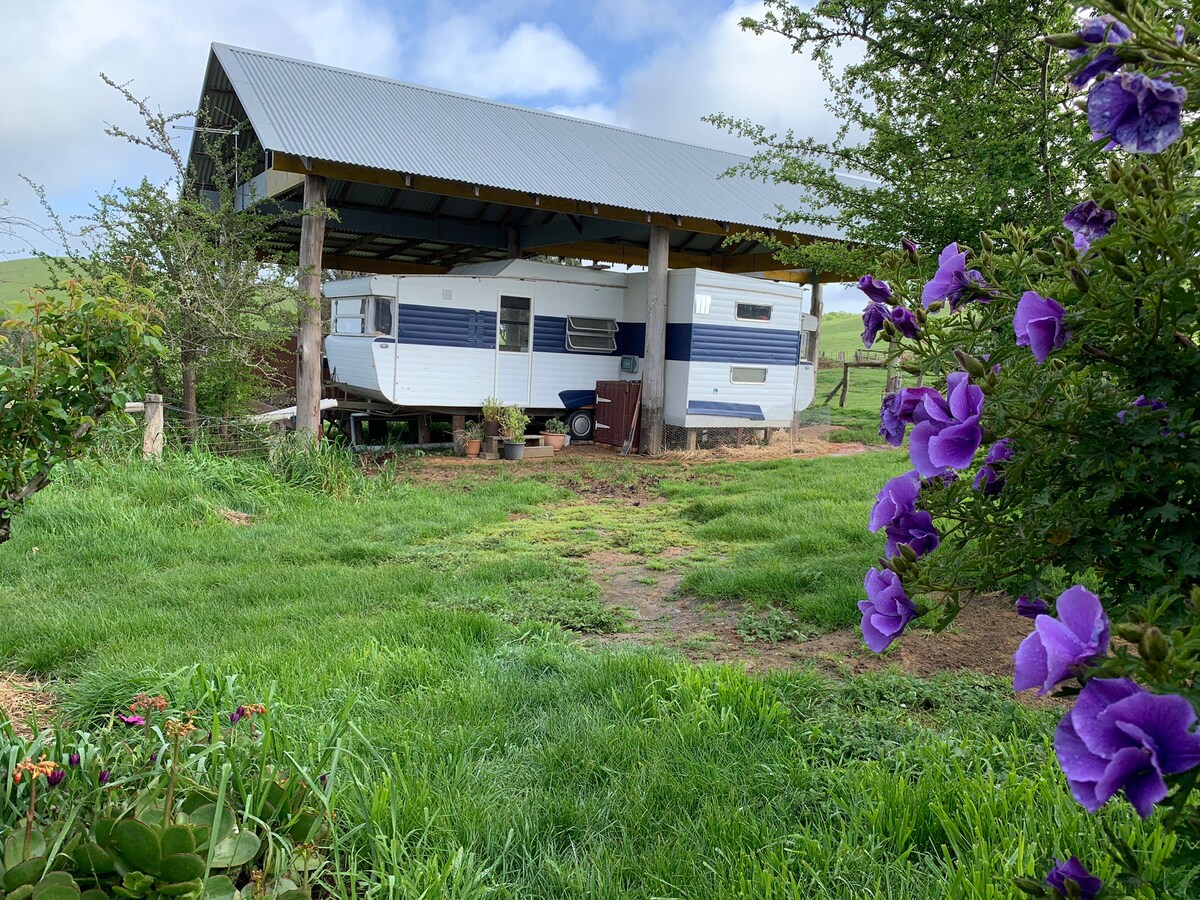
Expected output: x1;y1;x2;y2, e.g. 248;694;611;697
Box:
210;43;839;239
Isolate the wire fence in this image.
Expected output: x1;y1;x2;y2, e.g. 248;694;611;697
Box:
91;401;284;458
660;406;832;460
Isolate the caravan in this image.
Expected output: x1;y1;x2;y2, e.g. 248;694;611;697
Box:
324;259;817;439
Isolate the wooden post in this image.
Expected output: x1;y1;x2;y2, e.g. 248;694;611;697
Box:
507;228;521;259
640;224;670;456
143;394;163;459
296;175;328;438
840;363;850;408
885;339;902;395
687;430;698;451
417;414;432;445
451;414;466;453
806;275;824;363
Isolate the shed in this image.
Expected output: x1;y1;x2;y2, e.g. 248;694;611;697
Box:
186;43;843;453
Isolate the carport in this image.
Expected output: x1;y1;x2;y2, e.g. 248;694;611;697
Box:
188;43;841;454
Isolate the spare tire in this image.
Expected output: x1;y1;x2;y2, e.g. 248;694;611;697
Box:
566;409;593;441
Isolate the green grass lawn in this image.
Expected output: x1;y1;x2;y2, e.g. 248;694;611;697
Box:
0;452;1175;897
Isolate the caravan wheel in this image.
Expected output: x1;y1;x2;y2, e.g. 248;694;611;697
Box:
566;409;593;441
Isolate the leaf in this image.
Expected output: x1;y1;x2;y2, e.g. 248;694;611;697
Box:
4;831;46;869
200;875;236;900
110;821;160;876
30;884;81;900
207;832;260;870
186;806;234;845
160;827;196;857
3;858;48;892
71;844;115;877
159;853;206;884
156;880;204;899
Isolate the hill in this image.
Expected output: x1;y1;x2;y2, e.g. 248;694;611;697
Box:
816;312;864;359
0;257;59;305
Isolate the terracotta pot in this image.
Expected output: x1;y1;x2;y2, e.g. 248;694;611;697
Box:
465;439;482;458
541;432;566;450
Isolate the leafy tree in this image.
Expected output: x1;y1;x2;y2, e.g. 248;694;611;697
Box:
0;269;162;544
708;0;1098;276
38;76;310;432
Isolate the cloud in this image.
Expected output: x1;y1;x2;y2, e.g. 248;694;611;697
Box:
544;103;625;126
615;2;859;154
588;0;701;41
413;18;601;100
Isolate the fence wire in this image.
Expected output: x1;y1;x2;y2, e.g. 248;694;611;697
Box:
660;406;832;460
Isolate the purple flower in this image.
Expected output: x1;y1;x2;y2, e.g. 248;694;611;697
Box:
1068;16;1132;90
319;772;329;788
1055;678;1200;818
908;372;985;478
98;770;111;786
888;306;920;340
1070;48;1124;91
68;753;80;768
921;243;991;311
868;471;920;532
1015;596;1050;619
901;238;918;258
1062;200;1116;252
859;568;917;653
973;439;1013;494
1117;409;1128;424
1088;72;1187;154
878;388;941;447
1045;857;1102;900
885;510;940;559
47;769;66;787
1133;394;1167;411
857;275;892;305
1014;586;1109;696
1077;15;1132;46
1014;291;1068;364
1176;25;1186;45
861;302;887;348
230;707;246;725
119;715;145;727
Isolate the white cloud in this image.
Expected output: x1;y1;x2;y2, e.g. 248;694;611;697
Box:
615;2;859;154
413;18;601;100
588;0;697;41
544;103;625;126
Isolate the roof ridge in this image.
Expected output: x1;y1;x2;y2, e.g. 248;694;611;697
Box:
210;42;756;163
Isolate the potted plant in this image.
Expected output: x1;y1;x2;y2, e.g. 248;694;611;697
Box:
541;417;568;451
498;405;530;460
481;395;504;438
459;420;485;458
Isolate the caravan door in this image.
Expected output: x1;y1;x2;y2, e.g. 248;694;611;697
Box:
495;294;533;404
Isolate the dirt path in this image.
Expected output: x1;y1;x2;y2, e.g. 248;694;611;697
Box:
583;546;1035;681
0;673;55;738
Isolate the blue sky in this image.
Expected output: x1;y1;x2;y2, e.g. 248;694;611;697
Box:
2;0;863;311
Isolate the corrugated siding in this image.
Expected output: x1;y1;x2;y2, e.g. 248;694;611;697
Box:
211;43;839;237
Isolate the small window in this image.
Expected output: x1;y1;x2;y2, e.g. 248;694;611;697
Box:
333;298;365;335
499;296;531;352
730;366;767;384
566;316;618;352
736;302;773;322
371;298;394;336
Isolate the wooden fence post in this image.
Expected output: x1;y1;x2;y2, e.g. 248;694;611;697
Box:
143;394;163;459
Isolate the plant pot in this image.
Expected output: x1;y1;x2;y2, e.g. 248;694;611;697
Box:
502;440;526;460
465;439;482;458
484;420;501;438
541;432;566;451
562;434;571;448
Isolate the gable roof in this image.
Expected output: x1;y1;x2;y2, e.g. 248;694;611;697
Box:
202;43;837;240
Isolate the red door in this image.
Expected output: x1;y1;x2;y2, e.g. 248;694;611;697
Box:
594;381;642;449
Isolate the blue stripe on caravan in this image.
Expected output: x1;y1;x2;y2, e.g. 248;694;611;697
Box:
533;316;568;353
689;323;800;365
559;389;596;409
616;322;645;357
687;401;765;421
397;303;497;349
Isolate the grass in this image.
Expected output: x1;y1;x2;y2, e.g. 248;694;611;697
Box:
813;312;891;443
0;452;1179;897
0;257;62;305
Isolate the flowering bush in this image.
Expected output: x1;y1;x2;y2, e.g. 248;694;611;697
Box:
0;674;337;900
853;2;1200;894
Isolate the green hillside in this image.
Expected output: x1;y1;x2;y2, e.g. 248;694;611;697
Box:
816;312;865;359
0;257;59;305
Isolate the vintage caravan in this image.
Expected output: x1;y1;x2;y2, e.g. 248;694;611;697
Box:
324;259;817;439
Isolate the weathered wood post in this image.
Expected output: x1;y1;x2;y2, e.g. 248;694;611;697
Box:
640;225;670;456
806;273;823;363
296;175;328;438
143;394;163;459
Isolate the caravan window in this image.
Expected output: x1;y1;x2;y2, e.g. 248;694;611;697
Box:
566;316;618;352
736;302;773;322
499;296;531;352
730;366;768;384
371;298;394;336
333;298;366;334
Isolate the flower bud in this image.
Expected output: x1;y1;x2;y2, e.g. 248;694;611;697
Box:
898;543;918;564
1051;235;1074;258
1139;627;1169;662
1012;876;1050;897
979;231;994;253
1114;45;1147;63
926;300;944;313
1042;32;1087;50
953;349;987;378
1113;265;1136;282
1116;622;1145;643
1107;158;1122;183
1034;249;1056;266
1069;267;1090;294
1100;246;1127;266
901;238;918;264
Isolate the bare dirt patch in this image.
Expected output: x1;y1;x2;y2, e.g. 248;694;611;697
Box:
215;506;254;526
584;547;1035;681
1;673;56;738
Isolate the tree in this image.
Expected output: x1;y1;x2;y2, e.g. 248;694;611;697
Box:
707;0;1099;276
0;269;162;545
39;76;311;432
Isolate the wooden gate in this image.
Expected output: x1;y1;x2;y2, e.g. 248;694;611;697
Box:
594;380;642;450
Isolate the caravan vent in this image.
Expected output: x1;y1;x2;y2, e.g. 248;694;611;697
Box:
566;316;618;352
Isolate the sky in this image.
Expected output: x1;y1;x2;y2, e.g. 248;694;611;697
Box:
1;0;864;311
